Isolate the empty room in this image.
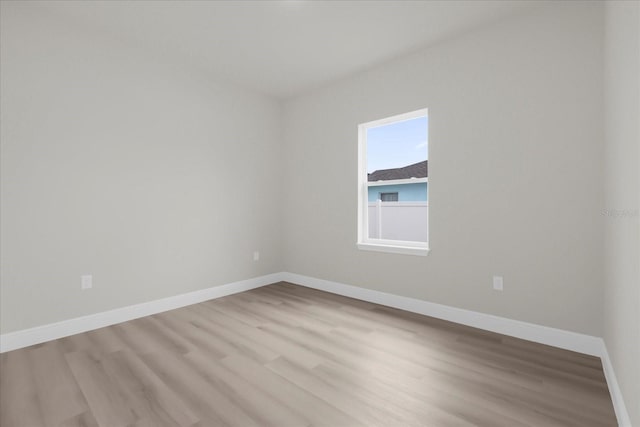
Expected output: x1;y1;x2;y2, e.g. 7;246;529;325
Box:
0;1;638;426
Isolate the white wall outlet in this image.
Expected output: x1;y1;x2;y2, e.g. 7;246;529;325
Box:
493;276;504;291
81;274;93;290
253;251;260;261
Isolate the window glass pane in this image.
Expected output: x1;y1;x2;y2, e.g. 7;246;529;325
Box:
367;116;427;176
366;115;428;243
380;192;398;202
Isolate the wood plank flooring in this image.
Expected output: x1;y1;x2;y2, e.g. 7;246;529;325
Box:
0;282;617;426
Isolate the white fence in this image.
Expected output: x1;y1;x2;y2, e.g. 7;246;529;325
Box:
368;202;428;242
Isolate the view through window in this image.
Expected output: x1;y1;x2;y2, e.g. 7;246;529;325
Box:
358;109;428;255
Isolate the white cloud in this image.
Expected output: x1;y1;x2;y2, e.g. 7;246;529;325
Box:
415;141;428;149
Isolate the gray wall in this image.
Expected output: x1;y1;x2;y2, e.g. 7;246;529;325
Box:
603;1;640;424
282;2;605;336
0;5;283;333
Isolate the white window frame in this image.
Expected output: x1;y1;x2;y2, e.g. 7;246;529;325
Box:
357;108;430;256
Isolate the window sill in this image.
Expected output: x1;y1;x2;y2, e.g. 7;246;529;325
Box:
357;242;430;257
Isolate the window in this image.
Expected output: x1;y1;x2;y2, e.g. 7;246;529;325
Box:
357;109;429;256
379;192;399;202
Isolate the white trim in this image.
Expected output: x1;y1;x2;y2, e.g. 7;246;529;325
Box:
357;123;368;246
368;177;428;187
280;272;602;355
600;342;633;427
0;273;284;353
361;108;430;129
357;242;430;256
367;202;429;207
0;270;630;426
358;108;429;256
280;272;631;426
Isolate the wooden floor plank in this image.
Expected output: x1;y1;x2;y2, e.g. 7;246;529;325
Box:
266;355;410;426
101;350;200;427
65;351;137;427
0;282;618;426
184;350;311;427
220;353;363;427
29;341;89;425
0;351;46;427
58;411;100;427
140;350;262;427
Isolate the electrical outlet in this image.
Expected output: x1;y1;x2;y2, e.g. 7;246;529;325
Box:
492;276;503;291
253;251;260;261
81;275;93;290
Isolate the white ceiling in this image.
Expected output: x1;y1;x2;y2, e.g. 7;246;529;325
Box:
23;1;543;99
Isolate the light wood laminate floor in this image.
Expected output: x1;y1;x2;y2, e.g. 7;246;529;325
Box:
0;282;617;427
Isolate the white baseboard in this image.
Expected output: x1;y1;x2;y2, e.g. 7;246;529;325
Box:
280;272;603;355
0;270;630;426
280;272;631;427
0;272;284;353
599;342;633;427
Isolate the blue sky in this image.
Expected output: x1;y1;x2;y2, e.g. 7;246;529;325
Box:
367;116;428;173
